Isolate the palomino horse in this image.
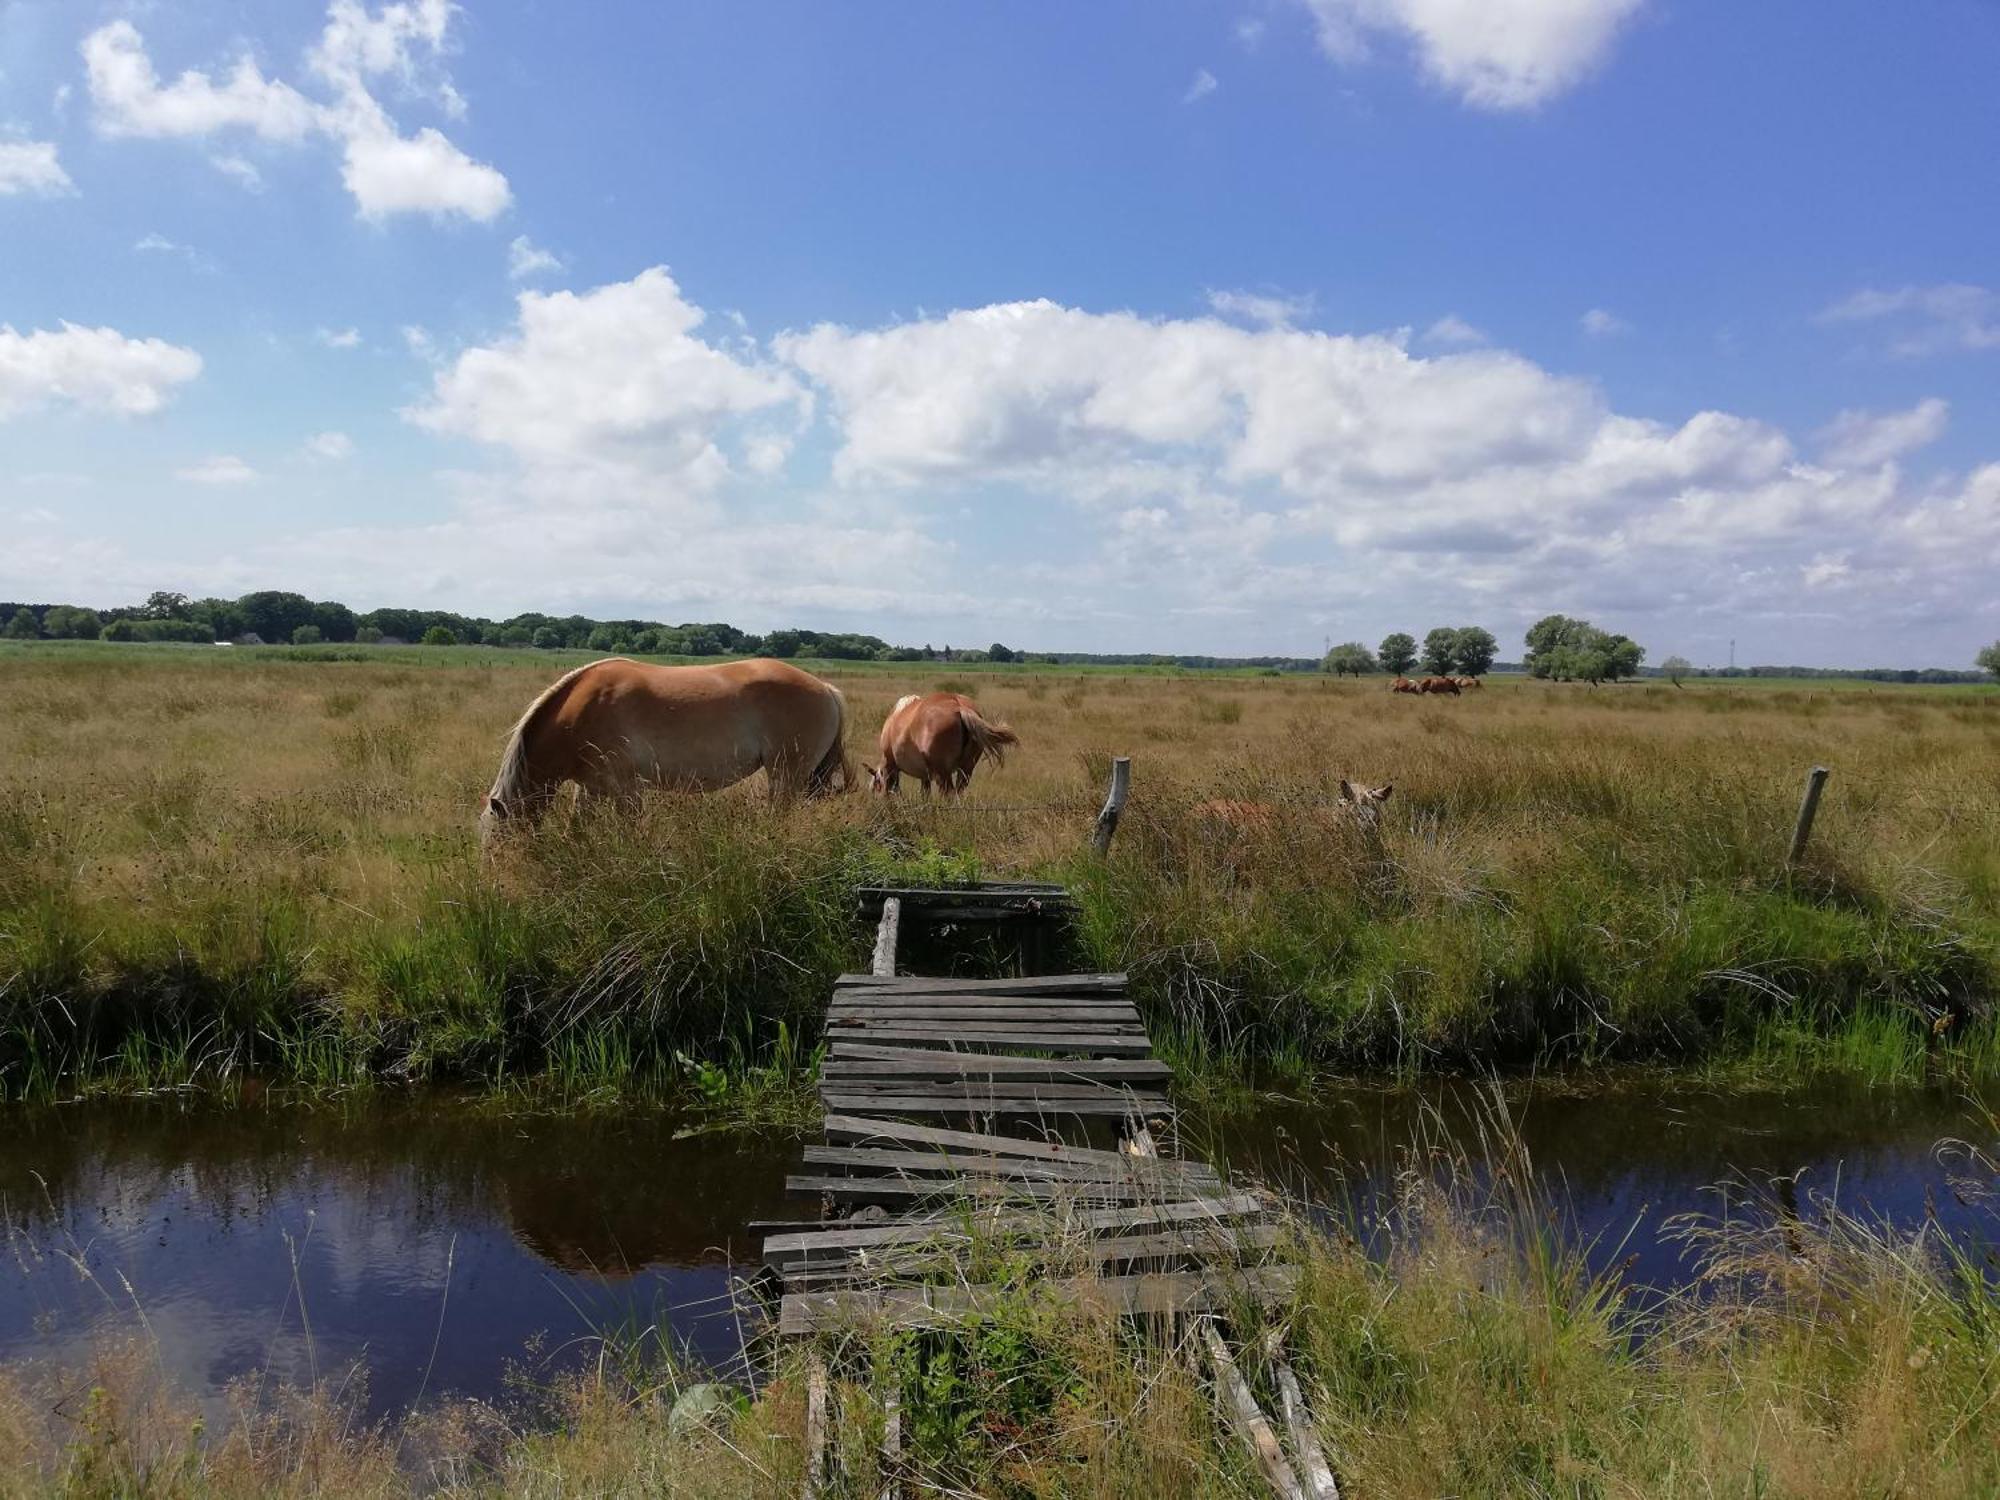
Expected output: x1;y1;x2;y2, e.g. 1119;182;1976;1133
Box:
480;657;851;840
868;691;1019;797
1454;676;1483;690
1389;677;1421;694
1418;676;1461;696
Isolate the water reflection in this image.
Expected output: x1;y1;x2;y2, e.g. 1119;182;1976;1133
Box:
0;1096;796;1419
1;1079;1991;1423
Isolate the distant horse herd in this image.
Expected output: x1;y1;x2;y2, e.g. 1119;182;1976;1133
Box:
478;655;1475;842
1388;675;1481;696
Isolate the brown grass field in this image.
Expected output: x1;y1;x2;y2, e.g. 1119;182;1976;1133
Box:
1;641;1997;1094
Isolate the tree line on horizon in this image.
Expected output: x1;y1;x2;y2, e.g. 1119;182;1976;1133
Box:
4;591;1995;682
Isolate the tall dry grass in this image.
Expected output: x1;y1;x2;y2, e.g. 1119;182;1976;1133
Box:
0;644;1996;1096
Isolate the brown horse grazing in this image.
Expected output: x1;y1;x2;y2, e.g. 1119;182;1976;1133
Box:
480;657;851;841
1418;676;1461;696
868;691;1019;797
1389;676;1421;694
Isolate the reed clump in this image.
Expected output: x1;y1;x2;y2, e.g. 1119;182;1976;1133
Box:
1;644;1996;1098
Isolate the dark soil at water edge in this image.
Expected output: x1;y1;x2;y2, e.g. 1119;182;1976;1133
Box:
1;652;1996;1098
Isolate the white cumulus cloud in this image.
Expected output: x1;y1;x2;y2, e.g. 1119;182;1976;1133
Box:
1422;314;1487;347
0;322;202;419
176;454;259;484
82;5;509;223
0;140;75;196
1817;398;1949;469
316;326;363;349
1300;0;1645;110
1183;68;1219;104
1206;288;1315;328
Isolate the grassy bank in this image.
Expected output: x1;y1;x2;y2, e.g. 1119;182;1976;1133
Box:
4;1103;1995;1497
1;646;1996;1099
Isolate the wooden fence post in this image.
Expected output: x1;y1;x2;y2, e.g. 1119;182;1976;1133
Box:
1787;766;1829;868
1092;756;1131;855
871;897;902;978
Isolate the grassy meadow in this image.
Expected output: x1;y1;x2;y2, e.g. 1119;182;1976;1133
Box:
0;639;1996;1099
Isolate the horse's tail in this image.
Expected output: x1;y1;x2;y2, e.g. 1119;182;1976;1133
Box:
808;684;855;795
481;658;607;841
957;706;1020;769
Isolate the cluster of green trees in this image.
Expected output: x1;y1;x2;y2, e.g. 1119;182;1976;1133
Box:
1322;626;1500;678
0;591;1031;663
1523;614;1647;683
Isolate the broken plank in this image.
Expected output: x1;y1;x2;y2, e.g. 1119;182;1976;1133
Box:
779;1265;1297;1336
820;1113;1167;1168
799;1144;1218;1187
775;1223;1279;1287
828;1001;1141;1019
822;1079;1166;1101
761;1192;1268;1260
786;1173;1184;1204
819;1094;1168;1117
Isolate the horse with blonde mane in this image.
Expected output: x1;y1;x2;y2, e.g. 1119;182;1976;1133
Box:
480;657;851;842
1193;780;1394;837
868;691;1019;797
1418;676;1461;696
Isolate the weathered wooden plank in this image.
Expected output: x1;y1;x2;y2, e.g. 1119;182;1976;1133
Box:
799;1144;1218;1187
819;1093;1168;1117
779;1266;1297;1336
833;973;1126;995
828;1002;1142;1021
823;1027;1153;1056
870;896;902;978
787;1173;1182;1204
1266;1331;1341;1500
855;885;1073;910
822;1079;1167;1102
823;1054;1170;1082
775;1223;1280;1287
761;1192;1267;1261
820;1114;1159;1168
1202;1319;1304;1500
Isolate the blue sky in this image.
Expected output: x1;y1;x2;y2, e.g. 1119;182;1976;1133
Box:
3;1;1997;666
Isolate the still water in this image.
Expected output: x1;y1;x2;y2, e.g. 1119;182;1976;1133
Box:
1;1080;1991;1420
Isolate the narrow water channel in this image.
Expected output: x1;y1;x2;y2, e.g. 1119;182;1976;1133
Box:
1;1079;1990;1422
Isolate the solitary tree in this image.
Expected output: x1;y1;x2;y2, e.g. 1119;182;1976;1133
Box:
1661;654;1693;686
1420;627;1459;676
988;642;1016;663
1324;642;1376;677
422;625;459;646
1979;642;2000;681
1377;632;1418;676
1452;626;1498;678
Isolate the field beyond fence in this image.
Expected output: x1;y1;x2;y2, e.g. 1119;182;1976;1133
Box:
1;642;1996;1100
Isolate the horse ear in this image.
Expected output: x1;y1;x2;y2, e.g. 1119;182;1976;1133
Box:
1338;779;1355;802
1378;784;1393;801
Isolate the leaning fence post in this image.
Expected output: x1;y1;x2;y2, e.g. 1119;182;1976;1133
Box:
1787;765;1829;868
1092;756;1131;855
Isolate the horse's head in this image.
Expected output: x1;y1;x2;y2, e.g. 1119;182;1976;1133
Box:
1337;779;1393;827
864;764;890;795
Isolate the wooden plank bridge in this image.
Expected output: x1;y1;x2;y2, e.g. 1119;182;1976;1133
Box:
759;876;1339;1498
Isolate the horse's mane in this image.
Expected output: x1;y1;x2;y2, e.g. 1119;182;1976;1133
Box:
486;657;625;812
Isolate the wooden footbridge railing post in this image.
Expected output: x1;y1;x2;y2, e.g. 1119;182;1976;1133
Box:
1092;756;1132;855
871;897;902;978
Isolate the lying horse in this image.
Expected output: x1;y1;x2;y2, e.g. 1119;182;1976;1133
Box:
1389;677;1421;694
1418;676;1461;696
868;691;1019;797
1194;780;1394;836
480;657;850;840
